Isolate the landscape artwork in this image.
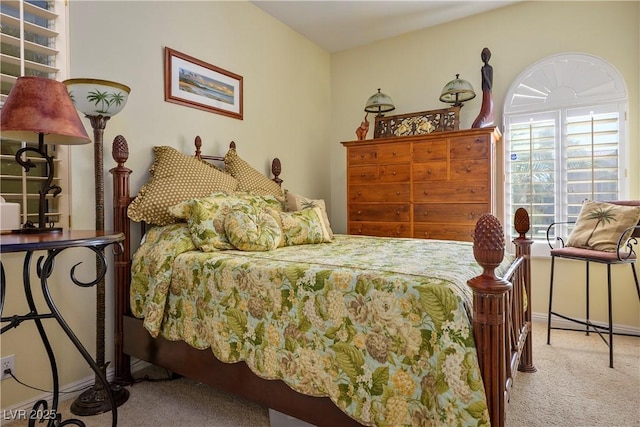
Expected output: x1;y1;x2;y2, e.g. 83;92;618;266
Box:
164;47;243;119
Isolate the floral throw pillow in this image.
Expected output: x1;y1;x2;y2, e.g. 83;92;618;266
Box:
224;206;282;251
566;200;640;252
169;193;283;251
271;207;333;246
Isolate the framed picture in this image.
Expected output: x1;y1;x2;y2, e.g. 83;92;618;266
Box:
164;47;243;120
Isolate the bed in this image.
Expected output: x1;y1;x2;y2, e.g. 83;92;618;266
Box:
109;135;535;427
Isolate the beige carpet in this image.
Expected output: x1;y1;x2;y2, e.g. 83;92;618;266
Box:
4;321;639;426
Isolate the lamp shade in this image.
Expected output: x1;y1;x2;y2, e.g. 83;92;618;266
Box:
63;78;130;117
0;77;91;145
439;74;476;107
364;88;395;115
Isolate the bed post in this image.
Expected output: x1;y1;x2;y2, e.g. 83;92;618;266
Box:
109;135;134;384
513;208;536;373
468;213;510;427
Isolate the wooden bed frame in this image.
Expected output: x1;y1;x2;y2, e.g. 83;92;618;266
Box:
109;135;535;427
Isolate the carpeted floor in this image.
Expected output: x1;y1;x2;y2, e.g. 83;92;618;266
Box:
4;321;639;426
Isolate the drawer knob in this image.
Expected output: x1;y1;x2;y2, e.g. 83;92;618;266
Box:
395;210;400;215
392;151;397;156
466;166;472;172
392;171;397;175
396;191;400;195
466;145;471;150
470;188;475;193
470;212;476;218
424;232;429;238
360;154;365;158
428;148;432;153
357;191;362;196
427;169;432;174
423;190;428;195
476;138;482;143
357;210;362;215
423;211;428;216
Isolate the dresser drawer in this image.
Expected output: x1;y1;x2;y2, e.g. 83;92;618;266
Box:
379;163;411;182
348;165;378;184
349;203;410;222
413;140;448;162
412;162;448;181
413;182;489;202
378;143;411;163
349;221;411;238
348;146;378;165
349;184;410;202
450;135;489;160
449;159;489;180
413;224;474;242
414;203;488;224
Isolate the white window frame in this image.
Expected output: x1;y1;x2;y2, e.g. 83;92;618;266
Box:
503;53;629;257
0;0;71;229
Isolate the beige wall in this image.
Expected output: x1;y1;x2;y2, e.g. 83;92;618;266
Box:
330;0;640;331
1;0;330;409
2;0;638;410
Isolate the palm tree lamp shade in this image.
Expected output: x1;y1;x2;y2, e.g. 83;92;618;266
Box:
364;88;395;116
63;78;131;416
0;76;91;233
439;74;476;108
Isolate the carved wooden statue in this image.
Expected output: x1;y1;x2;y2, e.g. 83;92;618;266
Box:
355;114;369;140
472;47;495;128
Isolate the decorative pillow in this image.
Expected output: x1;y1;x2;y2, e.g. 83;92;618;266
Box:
284;190;333;239
566;200;640;252
274;207;333;246
127;146;238;226
224;206;282;251
171;193;284;251
224;147;284;198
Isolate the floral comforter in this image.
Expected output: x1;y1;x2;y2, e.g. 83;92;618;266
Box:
131;224;514;426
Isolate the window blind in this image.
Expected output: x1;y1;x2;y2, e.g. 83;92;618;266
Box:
1;0;69;229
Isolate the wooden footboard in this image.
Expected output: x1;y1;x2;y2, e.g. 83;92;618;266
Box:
110;135;534;427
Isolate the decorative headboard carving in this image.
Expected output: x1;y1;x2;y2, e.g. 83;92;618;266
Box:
373;106;460;138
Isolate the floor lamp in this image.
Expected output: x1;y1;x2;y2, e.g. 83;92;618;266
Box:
63;78;131;415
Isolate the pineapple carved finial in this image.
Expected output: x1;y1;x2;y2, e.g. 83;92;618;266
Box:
473;213;505;275
112;135;129;166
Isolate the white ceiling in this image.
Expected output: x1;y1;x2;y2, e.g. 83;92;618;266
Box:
251;1;519;53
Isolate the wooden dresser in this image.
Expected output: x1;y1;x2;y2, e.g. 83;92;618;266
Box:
341;127;501;242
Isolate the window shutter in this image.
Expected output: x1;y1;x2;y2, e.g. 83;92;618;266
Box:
1;0;70;229
503;54;628;256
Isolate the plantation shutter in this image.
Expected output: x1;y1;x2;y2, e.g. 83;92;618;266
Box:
503;53;628;255
0;0;70;229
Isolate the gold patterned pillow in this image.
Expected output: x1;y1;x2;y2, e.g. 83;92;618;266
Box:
127;146;238;225
224;147;284;198
566;200;640;252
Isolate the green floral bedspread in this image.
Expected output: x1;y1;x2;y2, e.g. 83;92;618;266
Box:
131;224;514;426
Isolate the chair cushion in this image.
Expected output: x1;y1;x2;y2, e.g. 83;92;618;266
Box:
551;247;636;263
566;200;640;252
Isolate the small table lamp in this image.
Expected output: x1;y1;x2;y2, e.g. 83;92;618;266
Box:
439;74;476;108
364;88;395;116
63;78;131;416
0;77;91;233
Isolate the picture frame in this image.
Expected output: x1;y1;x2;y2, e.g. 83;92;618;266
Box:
164;47;243;120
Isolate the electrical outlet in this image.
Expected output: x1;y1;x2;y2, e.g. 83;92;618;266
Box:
1;355;15;381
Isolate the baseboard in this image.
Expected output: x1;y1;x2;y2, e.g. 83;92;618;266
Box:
531;312;640;336
0;359;151;426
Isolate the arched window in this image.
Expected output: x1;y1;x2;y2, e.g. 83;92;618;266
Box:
503;53;628;255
